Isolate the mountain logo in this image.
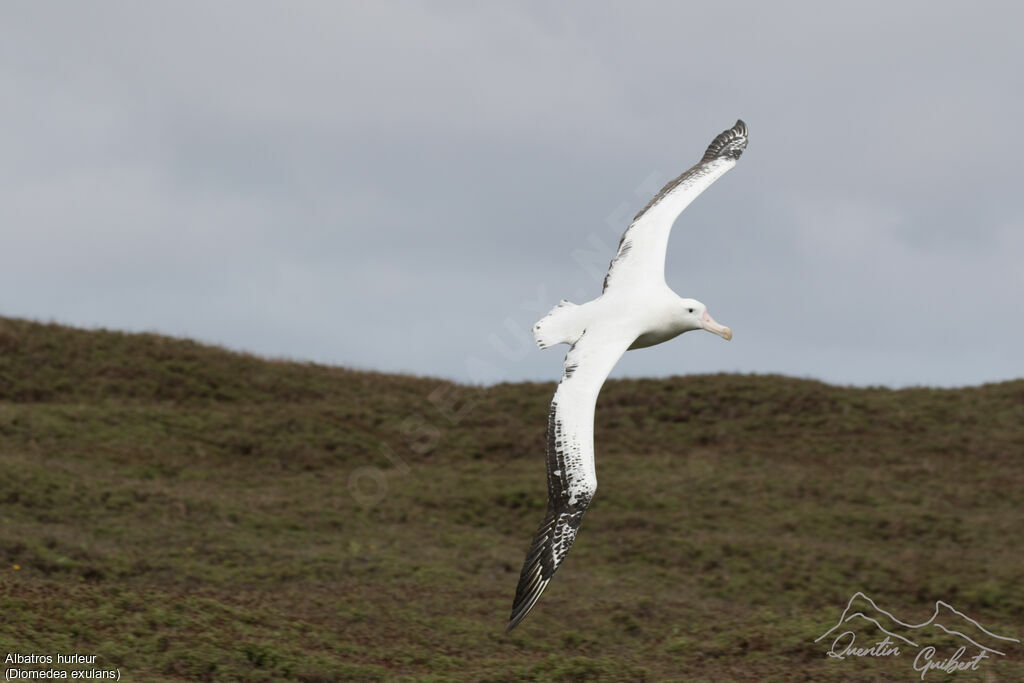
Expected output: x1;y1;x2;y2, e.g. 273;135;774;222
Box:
815;592;1019;678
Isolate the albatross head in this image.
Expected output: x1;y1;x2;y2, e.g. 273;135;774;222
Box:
679;298;732;341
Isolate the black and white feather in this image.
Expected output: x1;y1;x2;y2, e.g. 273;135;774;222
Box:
603;119;747;293
506;331;633;632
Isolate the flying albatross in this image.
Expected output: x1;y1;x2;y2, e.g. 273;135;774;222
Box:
506;119;748;631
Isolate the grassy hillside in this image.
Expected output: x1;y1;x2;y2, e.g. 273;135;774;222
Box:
1;316;1021;681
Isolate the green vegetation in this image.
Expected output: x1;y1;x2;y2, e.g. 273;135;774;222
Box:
0;316;1021;681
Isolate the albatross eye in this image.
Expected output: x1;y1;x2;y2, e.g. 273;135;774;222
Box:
687;308;694;314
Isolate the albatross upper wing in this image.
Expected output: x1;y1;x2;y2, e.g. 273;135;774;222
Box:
507;328;634;631
601;120;748;293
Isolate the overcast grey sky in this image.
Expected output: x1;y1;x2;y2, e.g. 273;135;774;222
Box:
1;2;1021;387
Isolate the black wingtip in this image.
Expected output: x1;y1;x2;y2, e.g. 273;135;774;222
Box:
506;575;550;632
505;507;560;632
702;119;748;162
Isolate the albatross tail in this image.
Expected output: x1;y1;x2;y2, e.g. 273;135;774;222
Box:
533;300;585;349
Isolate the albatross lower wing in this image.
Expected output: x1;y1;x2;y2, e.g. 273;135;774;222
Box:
602;120;748;293
507;329;634;631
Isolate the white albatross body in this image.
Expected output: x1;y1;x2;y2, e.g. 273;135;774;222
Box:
506;120;748;631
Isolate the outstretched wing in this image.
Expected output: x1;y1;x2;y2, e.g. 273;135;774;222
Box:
506;330;633;631
602;119;748;293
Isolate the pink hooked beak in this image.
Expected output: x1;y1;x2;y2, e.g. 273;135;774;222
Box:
702;310;732;341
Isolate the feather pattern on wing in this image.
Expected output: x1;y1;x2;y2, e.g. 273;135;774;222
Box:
506;331;633;631
602;120;748;293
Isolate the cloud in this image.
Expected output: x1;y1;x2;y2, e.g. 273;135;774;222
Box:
0;2;1020;387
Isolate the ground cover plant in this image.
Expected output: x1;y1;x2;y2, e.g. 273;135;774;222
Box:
0;316;1021;680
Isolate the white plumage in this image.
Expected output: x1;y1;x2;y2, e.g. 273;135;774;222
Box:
507;120;748;632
